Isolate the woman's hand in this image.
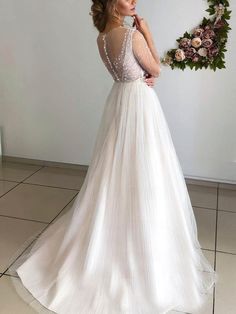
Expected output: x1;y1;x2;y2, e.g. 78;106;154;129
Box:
144;74;156;88
132;14;151;38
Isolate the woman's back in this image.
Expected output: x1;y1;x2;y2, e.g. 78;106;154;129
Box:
97;25;160;82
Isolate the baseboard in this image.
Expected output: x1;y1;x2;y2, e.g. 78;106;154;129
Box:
2;155;88;172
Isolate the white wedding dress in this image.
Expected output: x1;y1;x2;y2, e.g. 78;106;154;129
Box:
8;25;218;314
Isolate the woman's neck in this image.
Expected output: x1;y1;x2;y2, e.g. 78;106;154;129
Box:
104;18;125;32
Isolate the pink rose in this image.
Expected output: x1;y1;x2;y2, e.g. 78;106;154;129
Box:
193;28;204;38
192;54;200;62
197;48;208;57
163;55;173;65
202;29;216;39
191;37;202;48
175;49;186;62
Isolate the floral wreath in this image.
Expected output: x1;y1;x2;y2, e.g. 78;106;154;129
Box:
161;1;232;71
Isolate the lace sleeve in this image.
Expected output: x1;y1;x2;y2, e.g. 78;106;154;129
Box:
132;30;161;78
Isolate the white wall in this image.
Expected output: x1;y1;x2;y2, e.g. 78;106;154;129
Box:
0;0;235;183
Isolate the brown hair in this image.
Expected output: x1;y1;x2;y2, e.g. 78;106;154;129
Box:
89;0;120;33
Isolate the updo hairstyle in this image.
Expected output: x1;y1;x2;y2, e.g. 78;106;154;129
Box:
89;0;121;32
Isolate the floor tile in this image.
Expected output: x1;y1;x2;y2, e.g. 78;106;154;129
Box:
217;211;236;254
53;198;75;221
0;180;19;197
187;184;217;209
7;199;77;277
218;187;236;212
0;216;46;273
24;166;87;190
0;162;42;182
5;239;36;277
0;274;53;313
0;183;77;222
193;207;216;250
219;183;236;191
215;252;236;314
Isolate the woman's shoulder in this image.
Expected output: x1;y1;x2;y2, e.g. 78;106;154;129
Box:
97;24;135;38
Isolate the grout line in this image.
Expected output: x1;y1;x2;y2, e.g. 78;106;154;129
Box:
193;205;236;215
19;165;46;182
46;193;78;226
0;181;23;199
202;248;215;252
0;180;84;197
0;214;49;224
216;208;236;214
1;272;18;278
200;248;236;256
193;205;217;211
1;193;78;276
0;189;79;225
204;249;236;256
21;181;80;191
215;249;236;256
0;166;45;199
194;205;236;215
0;179;23;183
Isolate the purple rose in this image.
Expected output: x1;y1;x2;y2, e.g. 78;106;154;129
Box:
208;45;219;57
184;47;197;58
214;19;225;29
202;38;213;48
192;54;200;62
179;37;192;49
202;29;216;39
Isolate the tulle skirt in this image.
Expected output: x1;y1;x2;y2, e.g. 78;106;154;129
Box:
8;77;218;314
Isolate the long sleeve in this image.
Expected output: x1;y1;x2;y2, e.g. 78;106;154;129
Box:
132;30;161;78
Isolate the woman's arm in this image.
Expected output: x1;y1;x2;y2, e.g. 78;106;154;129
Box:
132;30;161;78
132;14;161;77
143;32;161;66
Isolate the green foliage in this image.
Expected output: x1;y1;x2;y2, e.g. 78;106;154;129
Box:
162;0;232;71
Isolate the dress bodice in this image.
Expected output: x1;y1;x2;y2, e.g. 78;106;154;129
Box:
97;25;159;82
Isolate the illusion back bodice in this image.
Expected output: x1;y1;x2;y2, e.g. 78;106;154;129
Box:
97;25;159;82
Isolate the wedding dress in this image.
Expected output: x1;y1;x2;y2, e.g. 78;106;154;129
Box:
8;24;218;314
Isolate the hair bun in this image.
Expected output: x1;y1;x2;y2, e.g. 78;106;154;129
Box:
90;0;120;33
90;0;108;32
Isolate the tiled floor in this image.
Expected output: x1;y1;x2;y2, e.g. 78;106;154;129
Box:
0;161;235;314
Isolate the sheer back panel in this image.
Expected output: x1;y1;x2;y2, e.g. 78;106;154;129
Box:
97;26;156;82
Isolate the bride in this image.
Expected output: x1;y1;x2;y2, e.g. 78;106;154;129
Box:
9;0;218;313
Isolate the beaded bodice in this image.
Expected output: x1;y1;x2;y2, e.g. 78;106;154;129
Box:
97;25;149;82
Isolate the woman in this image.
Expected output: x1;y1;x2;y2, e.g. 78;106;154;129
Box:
9;1;218;313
